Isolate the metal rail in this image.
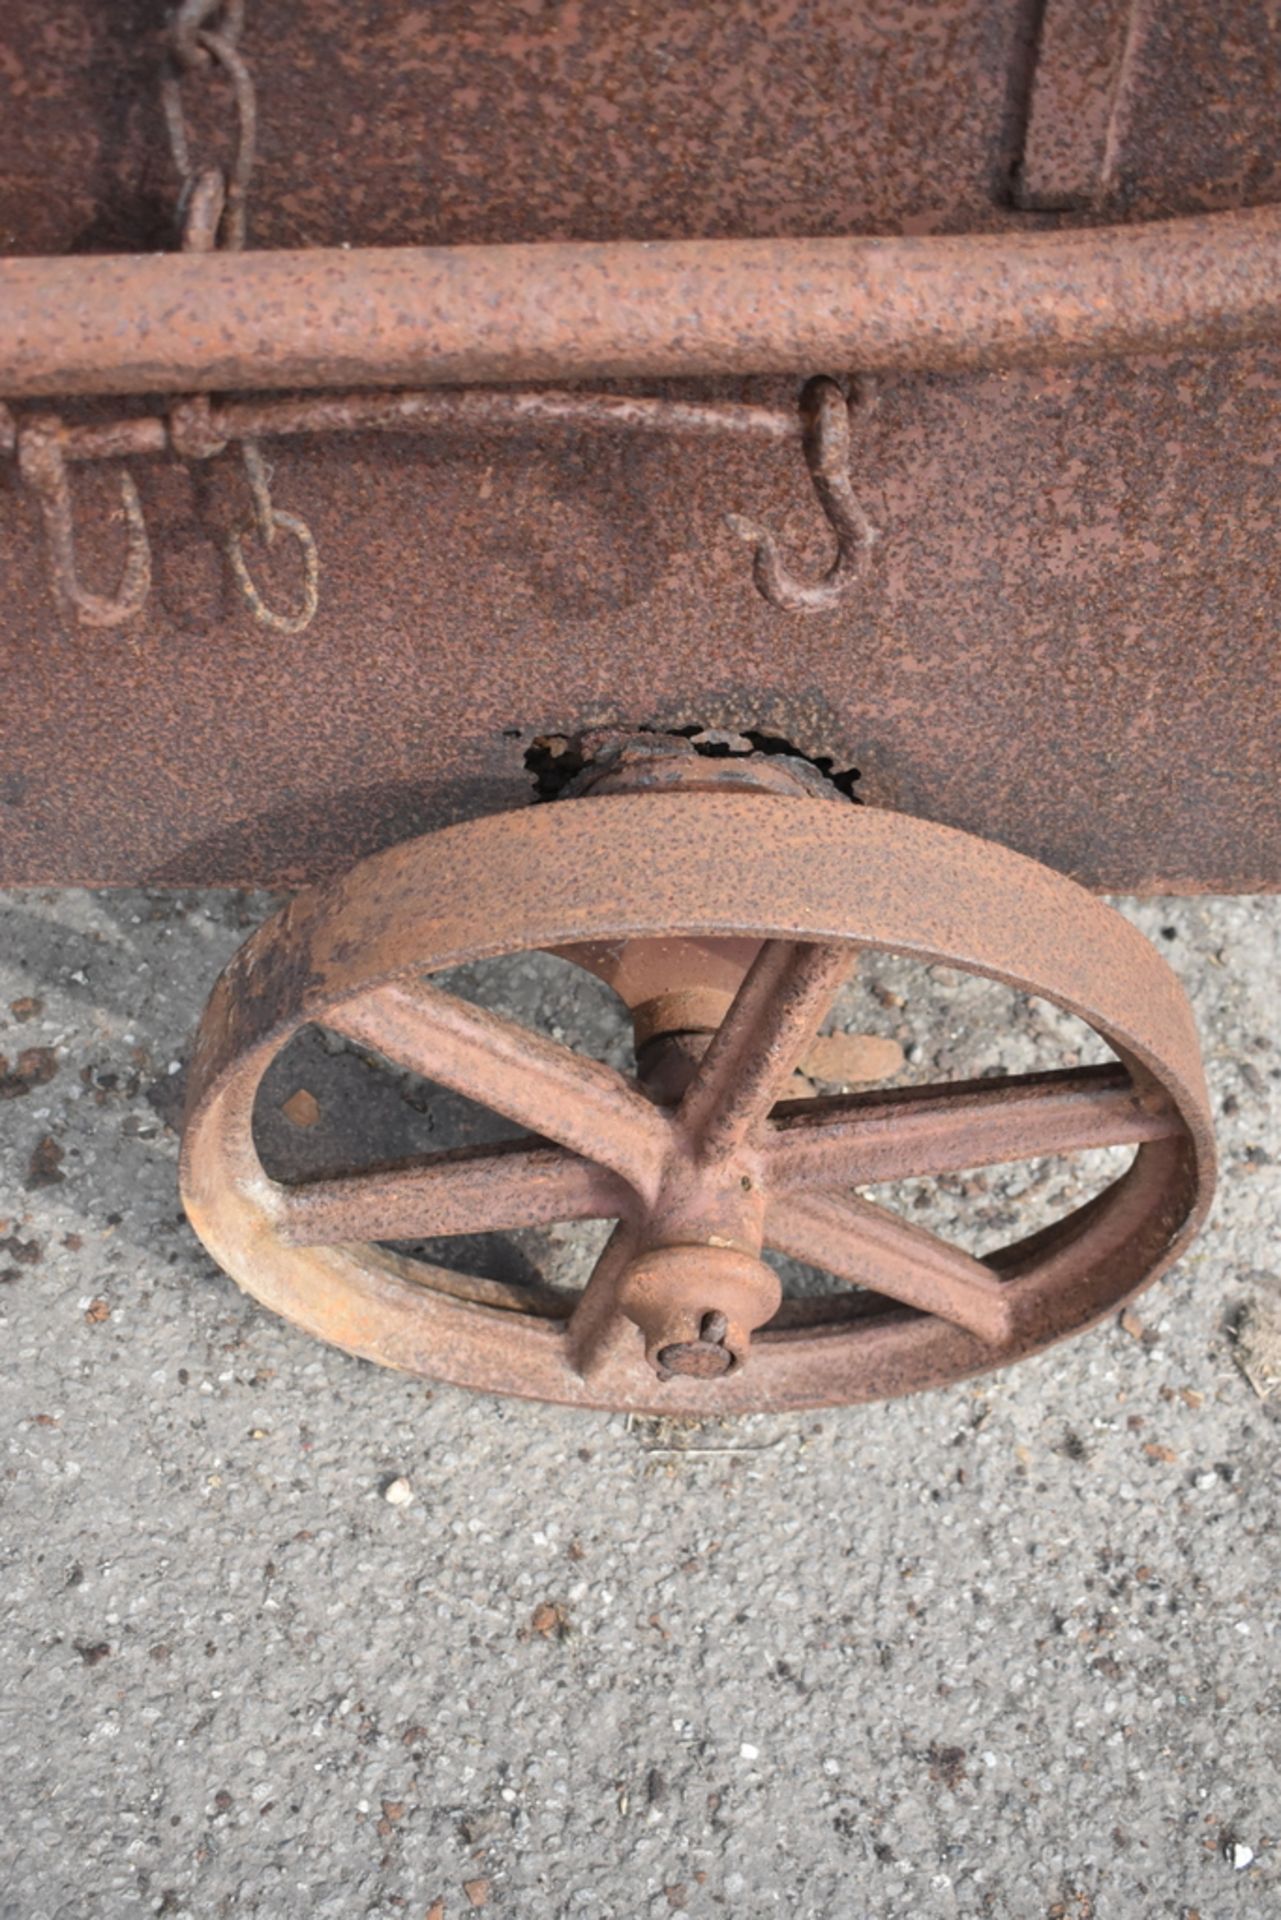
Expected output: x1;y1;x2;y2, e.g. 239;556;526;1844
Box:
3;204;1281;399
0;388;799;464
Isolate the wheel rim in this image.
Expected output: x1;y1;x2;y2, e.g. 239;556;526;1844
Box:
180;791;1215;1412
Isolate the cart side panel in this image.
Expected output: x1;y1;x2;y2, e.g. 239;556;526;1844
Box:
1;0;1278;891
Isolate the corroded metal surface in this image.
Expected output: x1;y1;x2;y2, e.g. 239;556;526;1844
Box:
7;1;1278;252
0;1;1026;260
1064;0;1281;221
7;208;1281;397
1;0;1279;892
1016;0;1146;212
180;788;1215;1412
2;350;1277;892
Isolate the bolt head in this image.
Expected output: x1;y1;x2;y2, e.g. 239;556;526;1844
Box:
657;1309;734;1379
616;1245;781;1382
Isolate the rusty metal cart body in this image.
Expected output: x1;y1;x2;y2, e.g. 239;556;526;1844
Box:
2;1;1274;1411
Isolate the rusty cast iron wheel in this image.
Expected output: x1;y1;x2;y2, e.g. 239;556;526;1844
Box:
180;789;1215;1412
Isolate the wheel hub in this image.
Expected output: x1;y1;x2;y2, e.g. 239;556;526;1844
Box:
617;1244;779;1379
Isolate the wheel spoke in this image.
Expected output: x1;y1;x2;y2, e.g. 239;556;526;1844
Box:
766;1192;1017;1344
326;979;671;1199
676;939;850;1162
765;1063;1180;1192
564;1222;641;1379
276;1139;628;1247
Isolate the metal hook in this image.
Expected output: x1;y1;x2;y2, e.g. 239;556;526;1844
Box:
225;441;320;634
18;418;152;629
727;375;878;612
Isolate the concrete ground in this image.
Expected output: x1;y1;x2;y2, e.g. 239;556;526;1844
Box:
0;883;1276;1920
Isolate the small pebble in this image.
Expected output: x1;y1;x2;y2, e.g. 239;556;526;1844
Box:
383;1477;413;1506
739;1742;759;1761
1233;1844;1254;1871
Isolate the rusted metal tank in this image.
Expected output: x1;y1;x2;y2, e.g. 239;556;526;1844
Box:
2;0;1270;1410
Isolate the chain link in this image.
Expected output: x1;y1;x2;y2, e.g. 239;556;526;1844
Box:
224;425;320;638
160;1;319;633
160;6;257;252
169;0;246;70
